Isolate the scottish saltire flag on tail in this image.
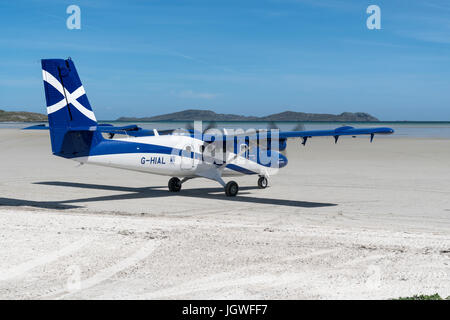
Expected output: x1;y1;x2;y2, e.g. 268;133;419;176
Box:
41;58;100;156
42;58;97;126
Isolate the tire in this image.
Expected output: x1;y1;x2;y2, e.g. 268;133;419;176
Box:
225;181;239;197
168;177;182;192
258;176;268;189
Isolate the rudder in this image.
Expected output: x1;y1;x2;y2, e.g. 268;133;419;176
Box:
41;58;101;157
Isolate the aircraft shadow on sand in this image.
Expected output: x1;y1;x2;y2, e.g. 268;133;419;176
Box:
0;181;337;210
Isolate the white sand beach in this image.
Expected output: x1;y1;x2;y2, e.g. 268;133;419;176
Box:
0;129;449;299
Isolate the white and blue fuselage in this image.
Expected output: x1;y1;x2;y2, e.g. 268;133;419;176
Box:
73;133;286;178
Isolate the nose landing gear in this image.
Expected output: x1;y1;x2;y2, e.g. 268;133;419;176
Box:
258;176;268;189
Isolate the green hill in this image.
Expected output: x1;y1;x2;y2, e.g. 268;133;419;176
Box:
0;109;47;122
118;109;379;122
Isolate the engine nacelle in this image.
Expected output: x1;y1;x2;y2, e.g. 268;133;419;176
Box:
279;138;287;151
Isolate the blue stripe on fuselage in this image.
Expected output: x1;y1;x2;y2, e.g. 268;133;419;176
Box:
225;164;257;175
62;138;281;175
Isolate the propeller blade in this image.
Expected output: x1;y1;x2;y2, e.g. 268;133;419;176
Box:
203;121;217;133
293;123;305;131
184;121;218;134
185;122;194;132
267;121;279;130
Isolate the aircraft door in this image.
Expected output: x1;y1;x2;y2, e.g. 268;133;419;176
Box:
181;144;195;170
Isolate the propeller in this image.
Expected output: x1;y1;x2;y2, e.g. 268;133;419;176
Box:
292;123;306;132
185;122;194;132
263;121;305;133
261;121;306;156
150;121;218;137
185;121;218;134
203;121;218;133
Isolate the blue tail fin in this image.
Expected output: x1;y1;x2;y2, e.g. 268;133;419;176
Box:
41;58;102;158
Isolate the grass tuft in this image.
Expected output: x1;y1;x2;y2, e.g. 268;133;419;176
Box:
394;294;450;300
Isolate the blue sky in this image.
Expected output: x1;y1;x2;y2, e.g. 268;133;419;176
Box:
0;0;449;120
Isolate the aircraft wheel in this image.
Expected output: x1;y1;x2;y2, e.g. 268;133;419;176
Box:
168;177;182;192
258;176;268;189
225;181;239;197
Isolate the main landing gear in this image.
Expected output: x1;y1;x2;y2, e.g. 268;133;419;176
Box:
225;181;239;197
168;176;268;196
257;176;268;189
168;177;239;197
168;177;182;192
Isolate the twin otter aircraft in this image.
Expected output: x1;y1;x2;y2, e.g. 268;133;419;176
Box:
41;58;394;196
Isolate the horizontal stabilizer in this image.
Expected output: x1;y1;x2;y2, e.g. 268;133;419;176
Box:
22;124;48;130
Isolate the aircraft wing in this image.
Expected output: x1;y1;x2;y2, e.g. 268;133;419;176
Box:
202;126;394;144
23;124;142;131
22;124;50;130
279;126;394;144
23;123;394;143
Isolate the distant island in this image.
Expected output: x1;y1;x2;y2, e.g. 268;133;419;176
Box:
0;109;47;122
0;108;379;122
118;109;379;122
